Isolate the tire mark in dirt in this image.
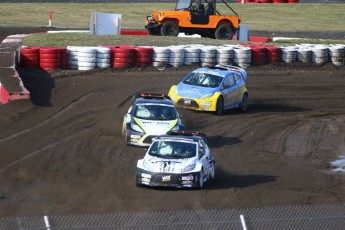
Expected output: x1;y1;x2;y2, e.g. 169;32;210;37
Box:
0;123;95;173
0;87;114;144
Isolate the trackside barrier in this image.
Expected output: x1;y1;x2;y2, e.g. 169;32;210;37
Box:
19;44;345;71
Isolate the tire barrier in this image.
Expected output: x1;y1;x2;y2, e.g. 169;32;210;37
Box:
67;46;79;70
20;46;40;69
183;46;201;66
266;45;282;63
134;46;154;67
329;45;345;67
152;47;170;70
200;46;217;67
77;46;97;71
295;45;312;63
112;45;136;68
233;46;252;69
168;46;185;68
96;47;111;68
216;46;234;65
249;44;268;65
39;47;61;71
18;43;342;71
281;46;297;63
58;47;68;69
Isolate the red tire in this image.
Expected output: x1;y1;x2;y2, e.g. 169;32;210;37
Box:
40;53;60;59
40;58;60;64
39;47;61;54
20;47;39;55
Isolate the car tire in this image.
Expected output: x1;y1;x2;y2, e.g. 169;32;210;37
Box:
239;93;248;112
210;163;215;180
135;173;142;187
161;21;179;37
124;129;130;145
215;24;234;40
215;96;224;115
198;169;204;189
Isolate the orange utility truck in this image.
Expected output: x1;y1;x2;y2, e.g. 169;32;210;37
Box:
145;0;240;40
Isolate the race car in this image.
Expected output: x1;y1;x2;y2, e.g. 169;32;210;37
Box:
168;64;248;115
136;130;215;189
122;93;184;147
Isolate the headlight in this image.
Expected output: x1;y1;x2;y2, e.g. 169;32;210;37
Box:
131;123;144;133
200;92;214;98
182;164;196;173
174;87;179;95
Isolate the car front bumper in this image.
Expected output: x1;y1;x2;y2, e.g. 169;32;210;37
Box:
136;168;201;188
168;88;219;112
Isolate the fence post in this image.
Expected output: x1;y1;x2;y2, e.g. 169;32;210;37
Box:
240;214;247;230
44;215;51;230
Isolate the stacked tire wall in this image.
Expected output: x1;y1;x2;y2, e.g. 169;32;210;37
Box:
19;44;345;71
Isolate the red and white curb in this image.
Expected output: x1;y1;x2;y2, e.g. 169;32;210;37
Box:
0;34;31;104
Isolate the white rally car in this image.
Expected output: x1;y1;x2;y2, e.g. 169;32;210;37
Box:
136;130;215;188
122;93;184;147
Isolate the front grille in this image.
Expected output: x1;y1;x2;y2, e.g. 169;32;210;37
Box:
177;98;199;108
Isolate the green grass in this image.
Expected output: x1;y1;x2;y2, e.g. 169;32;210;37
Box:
0;3;344;46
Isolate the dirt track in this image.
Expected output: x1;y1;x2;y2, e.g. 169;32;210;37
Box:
1;27;345;217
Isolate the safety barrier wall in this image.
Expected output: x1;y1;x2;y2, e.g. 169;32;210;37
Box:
18;43;345;71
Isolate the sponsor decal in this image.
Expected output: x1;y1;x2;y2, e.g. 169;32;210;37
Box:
184;99;191;105
141;173;151;178
162;175;171;182
182;175;194;180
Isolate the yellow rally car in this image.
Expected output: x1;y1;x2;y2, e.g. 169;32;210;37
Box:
168;64;248;115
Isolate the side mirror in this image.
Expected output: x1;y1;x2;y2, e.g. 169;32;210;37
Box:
124;114;131;123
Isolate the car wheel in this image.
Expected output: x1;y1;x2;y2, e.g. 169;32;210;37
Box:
198;169;204;189
239;93;248;112
161;21;179;37
135;173;142;187
210;163;215;180
215;24;234;40
124;129;130;145
215;96;224;115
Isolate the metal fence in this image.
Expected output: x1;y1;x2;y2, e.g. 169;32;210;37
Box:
1;204;345;230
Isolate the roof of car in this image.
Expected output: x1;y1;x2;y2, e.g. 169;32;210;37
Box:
133;93;174;106
156;130;208;143
193;65;247;79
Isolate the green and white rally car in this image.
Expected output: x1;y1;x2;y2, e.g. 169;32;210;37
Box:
122;93;184;147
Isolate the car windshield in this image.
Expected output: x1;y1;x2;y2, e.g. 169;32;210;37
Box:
176;0;191;10
148;141;197;159
133;104;177;120
183;72;223;88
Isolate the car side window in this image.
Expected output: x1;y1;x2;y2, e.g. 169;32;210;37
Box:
234;74;240;83
223;74;235;89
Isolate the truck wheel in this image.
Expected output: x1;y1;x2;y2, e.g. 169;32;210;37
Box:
161;21;179;37
215;24;233;40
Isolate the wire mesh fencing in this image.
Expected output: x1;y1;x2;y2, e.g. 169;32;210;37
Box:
1;203;345;230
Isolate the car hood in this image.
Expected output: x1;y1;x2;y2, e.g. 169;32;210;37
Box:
144;156;195;173
134;117;178;135
176;83;218;99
